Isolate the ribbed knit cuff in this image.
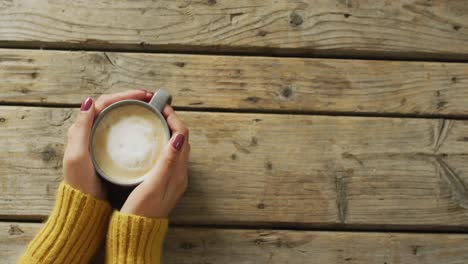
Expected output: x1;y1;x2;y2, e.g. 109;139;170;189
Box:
106;211;168;264
19;183;112;264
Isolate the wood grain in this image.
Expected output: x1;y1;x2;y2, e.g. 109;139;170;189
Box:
3;222;468;264
2;106;468;229
1;49;468;116
0;0;468;59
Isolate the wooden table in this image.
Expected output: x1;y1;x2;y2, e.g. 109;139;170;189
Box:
2;1;468;263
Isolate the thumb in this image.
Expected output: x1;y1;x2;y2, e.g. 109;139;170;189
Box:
162;133;186;165
66;97;96;155
147;133;186;183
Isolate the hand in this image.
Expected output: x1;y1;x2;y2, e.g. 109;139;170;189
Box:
63;89;154;200
120;105;190;218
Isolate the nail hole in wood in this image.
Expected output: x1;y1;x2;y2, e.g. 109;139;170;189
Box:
281;87;293;98
174;62;186;68
289;12;303;26
245;96;260;103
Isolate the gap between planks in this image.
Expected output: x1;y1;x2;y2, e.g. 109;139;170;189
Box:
1;43;468;64
2;103;468;121
2;219;468;236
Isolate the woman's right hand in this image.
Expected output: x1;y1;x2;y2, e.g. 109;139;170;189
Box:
120;105;190;218
63;89;154;200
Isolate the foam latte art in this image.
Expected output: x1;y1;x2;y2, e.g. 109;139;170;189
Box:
92;104;168;183
107;116;156;170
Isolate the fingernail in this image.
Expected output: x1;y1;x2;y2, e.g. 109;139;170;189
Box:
80;97;93;111
145;91;154;98
138;89;153;101
172;134;185;151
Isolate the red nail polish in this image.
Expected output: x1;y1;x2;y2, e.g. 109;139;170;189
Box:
80;97;93;111
172;134;185;151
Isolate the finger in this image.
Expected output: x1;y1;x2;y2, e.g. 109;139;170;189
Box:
147;133;186;186
94;89;154;113
172;139;190;187
142;89;154;102
162;105;188;138
66;97;96;156
166;140;190;200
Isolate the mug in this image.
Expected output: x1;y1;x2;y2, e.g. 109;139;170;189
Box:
89;89;172;186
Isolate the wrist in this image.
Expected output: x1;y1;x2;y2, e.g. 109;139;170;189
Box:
120;201;169;218
63;176;107;200
120;185;170;218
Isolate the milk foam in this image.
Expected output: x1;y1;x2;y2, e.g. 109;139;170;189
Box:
106;116;158;171
92;104;168;183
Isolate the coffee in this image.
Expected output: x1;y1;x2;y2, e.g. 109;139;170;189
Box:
92;104;168;183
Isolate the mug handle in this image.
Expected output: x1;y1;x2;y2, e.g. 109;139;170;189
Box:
149;89;172;112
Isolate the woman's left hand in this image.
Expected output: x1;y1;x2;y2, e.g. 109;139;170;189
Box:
63;89;154;199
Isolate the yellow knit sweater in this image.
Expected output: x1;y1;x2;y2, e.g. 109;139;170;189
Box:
18;183;168;264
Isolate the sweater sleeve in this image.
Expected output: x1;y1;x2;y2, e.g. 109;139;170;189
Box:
105;211;168;264
18;182;112;264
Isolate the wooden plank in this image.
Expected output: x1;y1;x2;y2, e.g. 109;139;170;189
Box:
0;0;468;60
2;106;468;229
2;49;468;116
3;222;468;264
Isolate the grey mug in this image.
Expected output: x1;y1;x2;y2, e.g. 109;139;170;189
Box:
89;89;172;186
